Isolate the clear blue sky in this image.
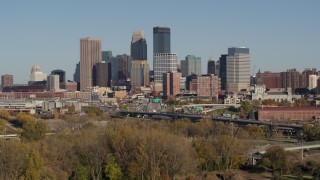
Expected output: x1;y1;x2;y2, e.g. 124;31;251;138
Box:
0;0;319;84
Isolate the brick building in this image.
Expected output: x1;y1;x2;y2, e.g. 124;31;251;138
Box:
1;74;13;88
258;106;320;122
190;74;219;101
163;71;181;97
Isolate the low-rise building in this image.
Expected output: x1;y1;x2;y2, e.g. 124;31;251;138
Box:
258;106;320;122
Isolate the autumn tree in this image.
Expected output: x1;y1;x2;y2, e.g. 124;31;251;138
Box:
0;140;43;179
20;120;48;141
261;146;287;175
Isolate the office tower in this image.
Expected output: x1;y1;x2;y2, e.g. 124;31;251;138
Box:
93;62;108;87
256;71;282;89
180;55;201;77
51;69;66;83
153;26;170;54
106;61;112;87
80;37;102;90
153;53;178;83
226;47;250;93
131;60;150;87
1;74;13;88
215;60;220;76
163;71;181;96
73;62;80;83
219;54;227;90
102;51;113;62
111;54;131;86
47;75;60;91
29;65;47;82
207;58;215;75
131;31;147;61
309;75;318;90
189;74;219;100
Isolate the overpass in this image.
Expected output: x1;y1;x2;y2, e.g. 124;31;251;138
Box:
118;111;303;133
257;141;320;154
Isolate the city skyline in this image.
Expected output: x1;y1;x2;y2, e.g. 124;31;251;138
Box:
0;1;319;83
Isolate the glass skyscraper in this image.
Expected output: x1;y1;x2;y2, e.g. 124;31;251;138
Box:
131;31;147;61
153;27;170;54
181;55;201;77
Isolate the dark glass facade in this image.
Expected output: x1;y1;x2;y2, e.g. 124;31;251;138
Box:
153;27;170;54
51;69;66;83
131;38;147;60
219;54;227;90
102;51;113;62
207;60;215;75
93;62;109;87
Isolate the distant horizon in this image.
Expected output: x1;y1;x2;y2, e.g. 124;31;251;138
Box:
0;1;319;84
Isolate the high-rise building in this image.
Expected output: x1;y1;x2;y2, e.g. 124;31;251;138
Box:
163;71;181;96
153;26;170;54
131;60;150;87
73;62;80;83
215;60;220;76
189;74;219;101
280;69;306;91
303;68;317;88
226;47;250;93
309;75;318;90
219;54;227;90
180;55;201;77
207;58;215;75
93;62;108;87
80;37;102;90
47;75;60;91
153;53;178;83
257;71;282;89
131;31;147;61
29;65;47;82
102;51;113;61
111;54;131;86
1;74;13;88
51;69;66;83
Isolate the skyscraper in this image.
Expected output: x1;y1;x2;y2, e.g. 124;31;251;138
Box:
226;47;250;93
93;62;109;87
80;37;102;90
102;51;113;62
153;53;178;83
1;74;13;88
51;69;66;83
181;55;201;77
131;60;150;87
219;54;227;90
131;31;147;61
73;62;80;83
111;54;131;86
207;58;215;75
153;26;170;54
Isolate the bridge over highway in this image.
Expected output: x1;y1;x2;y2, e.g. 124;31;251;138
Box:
118;111;303;133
